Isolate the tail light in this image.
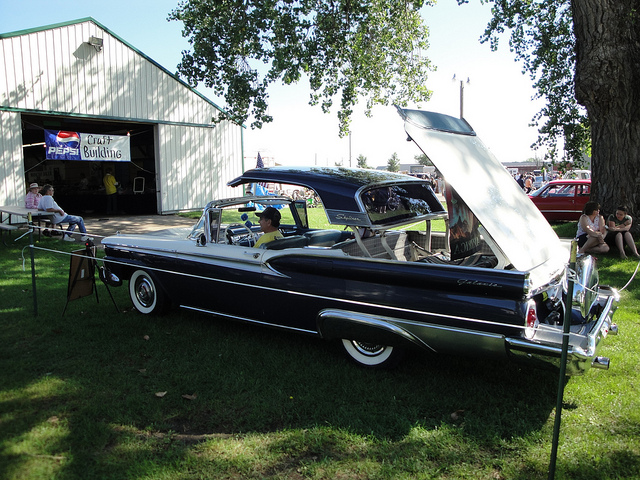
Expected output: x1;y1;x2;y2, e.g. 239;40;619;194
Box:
524;299;539;339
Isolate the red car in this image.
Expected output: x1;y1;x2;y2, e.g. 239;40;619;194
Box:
529;179;591;221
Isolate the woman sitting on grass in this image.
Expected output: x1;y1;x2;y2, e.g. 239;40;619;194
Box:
605;205;640;259
576;201;609;256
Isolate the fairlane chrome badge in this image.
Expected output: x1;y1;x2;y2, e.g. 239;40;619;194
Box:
457;279;501;288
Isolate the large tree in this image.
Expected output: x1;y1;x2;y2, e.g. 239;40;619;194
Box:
480;0;640;227
172;0;640;226
169;0;434;135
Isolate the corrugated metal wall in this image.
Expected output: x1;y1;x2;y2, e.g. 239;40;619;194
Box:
0;110;23;205
158;123;242;212
0;19;244;210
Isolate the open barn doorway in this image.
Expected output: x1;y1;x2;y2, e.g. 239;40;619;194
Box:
21;114;158;215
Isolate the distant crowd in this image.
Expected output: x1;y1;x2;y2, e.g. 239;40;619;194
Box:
409;172;445;194
514;172;560;193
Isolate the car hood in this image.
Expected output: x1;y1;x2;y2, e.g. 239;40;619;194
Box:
398;108;565;274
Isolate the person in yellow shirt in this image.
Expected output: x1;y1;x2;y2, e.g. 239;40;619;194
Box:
103;167;119;214
254;207;283;248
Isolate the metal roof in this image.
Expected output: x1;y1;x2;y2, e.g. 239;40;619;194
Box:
0;17;236;123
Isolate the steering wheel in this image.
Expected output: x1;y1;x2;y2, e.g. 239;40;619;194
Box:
226;223;259;246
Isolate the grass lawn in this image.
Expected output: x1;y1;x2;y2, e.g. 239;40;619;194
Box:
1;221;639;479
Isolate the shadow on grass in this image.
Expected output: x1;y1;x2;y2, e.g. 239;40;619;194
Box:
1;294;559;478
1;239;639;479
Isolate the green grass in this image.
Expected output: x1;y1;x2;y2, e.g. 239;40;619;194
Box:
1;223;639;479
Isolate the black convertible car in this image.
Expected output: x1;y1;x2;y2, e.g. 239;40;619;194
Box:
102;109;619;373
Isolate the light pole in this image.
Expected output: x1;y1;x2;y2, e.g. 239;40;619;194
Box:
452;74;471;119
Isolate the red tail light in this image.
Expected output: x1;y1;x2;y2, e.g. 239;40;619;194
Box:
524;300;539;339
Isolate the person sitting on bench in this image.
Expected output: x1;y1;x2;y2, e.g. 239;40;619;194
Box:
38;184;89;242
25;182;42;209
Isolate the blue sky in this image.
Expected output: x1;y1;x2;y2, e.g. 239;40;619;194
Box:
0;0;545;167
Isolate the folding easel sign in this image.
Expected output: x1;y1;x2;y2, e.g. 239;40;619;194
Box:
67;247;96;302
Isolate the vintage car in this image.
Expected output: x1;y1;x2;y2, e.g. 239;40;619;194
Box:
102;109;619;374
529;179;591;221
563;169;591;180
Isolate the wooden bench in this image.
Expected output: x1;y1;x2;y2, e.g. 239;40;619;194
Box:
0;223;18;245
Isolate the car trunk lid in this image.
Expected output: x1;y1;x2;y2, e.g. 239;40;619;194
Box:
398;108;566;286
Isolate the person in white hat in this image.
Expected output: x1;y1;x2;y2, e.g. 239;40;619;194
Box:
24;182;42;209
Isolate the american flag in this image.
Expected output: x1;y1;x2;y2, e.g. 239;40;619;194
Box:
255;153;268;189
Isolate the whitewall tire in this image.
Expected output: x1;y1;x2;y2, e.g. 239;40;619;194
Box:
129;269;167;314
340;339;402;368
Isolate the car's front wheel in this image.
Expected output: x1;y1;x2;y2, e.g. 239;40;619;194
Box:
129;269;167;314
340;339;403;368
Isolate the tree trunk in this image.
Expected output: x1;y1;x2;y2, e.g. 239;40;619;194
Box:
571;0;640;232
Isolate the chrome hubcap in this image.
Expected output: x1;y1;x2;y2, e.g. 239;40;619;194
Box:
351;341;386;356
136;277;155;308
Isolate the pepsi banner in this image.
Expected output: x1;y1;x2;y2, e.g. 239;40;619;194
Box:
44;130;131;162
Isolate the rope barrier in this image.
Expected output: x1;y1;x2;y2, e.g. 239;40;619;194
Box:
25;222;110;239
11;251;613;337
619;259;640;291
11;224;638;330
19;223;640;295
565;267;599;295
16;241;538;333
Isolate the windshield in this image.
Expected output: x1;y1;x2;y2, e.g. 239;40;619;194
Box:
188;215;205;240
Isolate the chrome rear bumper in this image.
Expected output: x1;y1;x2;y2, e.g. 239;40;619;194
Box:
506;285;619;375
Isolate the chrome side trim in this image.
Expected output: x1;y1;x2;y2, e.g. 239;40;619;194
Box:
180;305;319;335
317;309;507;356
317;309;437;352
105;250;530;333
537;209;582;215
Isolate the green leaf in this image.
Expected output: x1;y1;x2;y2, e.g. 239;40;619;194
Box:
169;0;435;136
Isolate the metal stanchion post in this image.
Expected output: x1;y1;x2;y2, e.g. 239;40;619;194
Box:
28;213;38;316
548;240;577;479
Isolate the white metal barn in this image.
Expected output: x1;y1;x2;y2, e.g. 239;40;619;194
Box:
0;18;244;214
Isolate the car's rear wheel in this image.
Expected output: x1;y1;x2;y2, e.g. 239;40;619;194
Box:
129;269;167;314
340;339;403;368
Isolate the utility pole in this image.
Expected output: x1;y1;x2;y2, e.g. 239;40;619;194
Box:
459;80;464;119
453;74;470;119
